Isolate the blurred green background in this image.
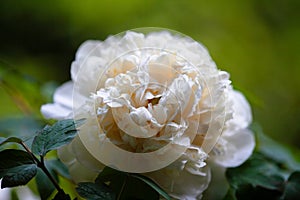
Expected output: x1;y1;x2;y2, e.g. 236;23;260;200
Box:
0;0;300;147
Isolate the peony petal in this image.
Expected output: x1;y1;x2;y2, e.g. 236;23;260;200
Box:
76;40;102;60
74;56;106;96
210;129;255;167
146;163;211;200
57;142;76;166
53;81;73;109
71;40;102;81
41;103;72;119
40;81;73;119
71;136;105;172
68;160;99;183
58;137;101;183
119;31;144;51
202;162;228;200
226;90;252;132
145;31;216;69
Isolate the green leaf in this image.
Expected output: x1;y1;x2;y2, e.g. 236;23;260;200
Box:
95;167;123;183
131;174;171;200
1;164;37;188
282;171;300;200
36;168;56;200
95;167;161;200
252;123;300;171
226;153;286;200
76;182;116;200
52;190;71;200
0;137;22;146
119;174;160;200
0;149;37;188
0;149;35;175
235;184;282;200
31;119;84;156
226;153;285;191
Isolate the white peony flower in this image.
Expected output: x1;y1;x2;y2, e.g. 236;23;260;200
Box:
41;29;255;200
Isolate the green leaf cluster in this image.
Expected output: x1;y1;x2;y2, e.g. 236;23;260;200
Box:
76;167;171;200
0;119;81;200
225;124;300;200
32;119;82;156
0;149;37;188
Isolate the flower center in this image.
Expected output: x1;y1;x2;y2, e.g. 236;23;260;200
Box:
91;48;201;156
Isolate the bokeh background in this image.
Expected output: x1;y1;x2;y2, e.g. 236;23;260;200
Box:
0;0;300;148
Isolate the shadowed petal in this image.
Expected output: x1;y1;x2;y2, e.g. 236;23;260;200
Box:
146;163;211;200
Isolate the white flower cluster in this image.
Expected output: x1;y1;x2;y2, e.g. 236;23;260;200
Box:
42;29;255;200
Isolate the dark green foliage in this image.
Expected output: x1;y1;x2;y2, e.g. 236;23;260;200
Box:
0;149;37;188
31;119;83;156
282;172;300;200
76;182;116;200
76;167;172;200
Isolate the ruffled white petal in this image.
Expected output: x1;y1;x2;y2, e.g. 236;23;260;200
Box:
225;90;252;133
71;40;102;81
40;81;73;119
76;40;102;60
210;128;255;167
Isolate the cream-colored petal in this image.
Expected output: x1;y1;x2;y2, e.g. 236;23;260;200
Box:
57;142;76;166
68;160;99;183
71;136;105;172
112;106;162;138
146;163;211;200
210;129;255;167
58;137;100;183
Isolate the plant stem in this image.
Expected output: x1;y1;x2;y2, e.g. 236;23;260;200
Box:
20;141;63;193
117;174;128;200
20;142;39;163
38;158;63;193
